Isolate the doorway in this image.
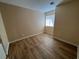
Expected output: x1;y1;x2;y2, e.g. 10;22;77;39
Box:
44;11;55;35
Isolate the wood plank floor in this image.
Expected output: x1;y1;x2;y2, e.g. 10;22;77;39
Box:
8;34;77;59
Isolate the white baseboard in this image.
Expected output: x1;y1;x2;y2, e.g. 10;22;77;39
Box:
54;36;77;47
9;32;43;44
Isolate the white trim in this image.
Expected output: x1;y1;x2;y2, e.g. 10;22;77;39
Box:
9;32;43;44
0;12;9;55
54;36;77;47
6;43;9;55
6;35;9;55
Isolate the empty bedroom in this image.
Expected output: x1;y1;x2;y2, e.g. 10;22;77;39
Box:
0;0;79;59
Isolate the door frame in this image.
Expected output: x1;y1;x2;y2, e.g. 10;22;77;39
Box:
0;11;9;55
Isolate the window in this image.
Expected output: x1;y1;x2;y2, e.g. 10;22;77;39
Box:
46;15;55;27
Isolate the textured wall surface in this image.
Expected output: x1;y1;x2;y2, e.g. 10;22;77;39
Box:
0;3;45;42
54;0;79;46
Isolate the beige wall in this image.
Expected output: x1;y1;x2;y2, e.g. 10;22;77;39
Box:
0;3;45;42
45;10;55;16
54;0;79;46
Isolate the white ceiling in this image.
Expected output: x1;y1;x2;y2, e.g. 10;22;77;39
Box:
0;0;70;12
